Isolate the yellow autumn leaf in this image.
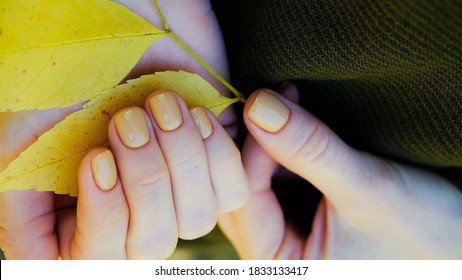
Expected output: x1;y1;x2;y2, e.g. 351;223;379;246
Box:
0;71;238;196
0;0;166;112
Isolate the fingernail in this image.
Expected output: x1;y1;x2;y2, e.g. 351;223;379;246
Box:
248;90;290;133
91;150;117;191
114;107;150;148
190;107;213;139
149;92;183;131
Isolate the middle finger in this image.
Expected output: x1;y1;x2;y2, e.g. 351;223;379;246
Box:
109;106;177;259
147;90;217;240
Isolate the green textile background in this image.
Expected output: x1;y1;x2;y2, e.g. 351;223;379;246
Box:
212;0;462;170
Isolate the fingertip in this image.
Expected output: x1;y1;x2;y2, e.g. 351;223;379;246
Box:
79;148;118;193
244;89;291;133
148;91;184;132
178;207;217;240
144;89;179;108
91;150;118;191
190;106;214;139
112;107;151;149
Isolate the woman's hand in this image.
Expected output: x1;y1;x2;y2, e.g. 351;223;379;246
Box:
0;91;248;260
0;0;238;259
62;91;247;259
218;83;462;259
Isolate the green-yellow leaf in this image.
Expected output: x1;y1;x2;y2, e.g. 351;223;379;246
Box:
0;71;238;196
0;0;166;112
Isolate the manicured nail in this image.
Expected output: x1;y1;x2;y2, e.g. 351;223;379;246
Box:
248;90;290;133
149;92;183;131
114;107;150;148
91;150;117;191
190;107;213;139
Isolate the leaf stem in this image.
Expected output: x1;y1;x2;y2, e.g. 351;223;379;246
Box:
151;0;246;103
152;0;169;31
168;32;246;102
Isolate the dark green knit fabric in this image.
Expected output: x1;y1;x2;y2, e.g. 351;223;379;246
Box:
212;0;462;169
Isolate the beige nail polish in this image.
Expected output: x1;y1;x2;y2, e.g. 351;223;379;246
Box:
248;90;290;133
190;107;213;139
114;107;150;148
149;92;183;131
91;150;117;191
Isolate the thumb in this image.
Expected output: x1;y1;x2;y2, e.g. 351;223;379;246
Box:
243;83;387;208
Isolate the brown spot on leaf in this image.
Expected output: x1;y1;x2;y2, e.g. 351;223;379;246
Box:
101;110;110;117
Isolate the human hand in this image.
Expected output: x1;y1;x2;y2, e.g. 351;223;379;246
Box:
64;90;248;259
0;0;238;259
0;90;248;260
218;83;462;259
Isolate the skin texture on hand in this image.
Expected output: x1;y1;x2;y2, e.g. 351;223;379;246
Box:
0;0;239;259
218;83;462;259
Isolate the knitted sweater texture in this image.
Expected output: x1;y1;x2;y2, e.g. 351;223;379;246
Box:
212;0;461;173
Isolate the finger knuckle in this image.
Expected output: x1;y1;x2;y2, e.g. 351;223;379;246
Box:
171;150;205;174
125;163;170;190
288;119;331;166
179;207;217;240
129;232;178;260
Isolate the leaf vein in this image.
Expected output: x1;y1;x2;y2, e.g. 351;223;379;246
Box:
0;32;166;55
